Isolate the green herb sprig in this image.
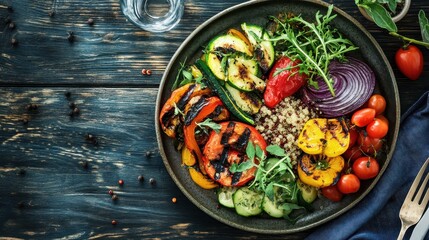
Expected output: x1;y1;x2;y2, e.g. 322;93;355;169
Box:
356;0;429;48
269;5;358;96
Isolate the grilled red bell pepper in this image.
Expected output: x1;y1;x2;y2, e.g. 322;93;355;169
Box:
183;96;227;174
264;57;307;108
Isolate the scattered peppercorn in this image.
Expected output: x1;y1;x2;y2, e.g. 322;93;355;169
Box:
11;38;18;46
17;168;26;176
149;178;156;185
80;160;89;169
111;220;117;225
70;107;80;116
85;134;98;145
49;10;55;17
64;91;71;99
145;151;152;158
17;201;25;209
146;69;152;75
8;22;15;30
171;197;177;203
138;175;144;182
67;31;75;43
118;179;124;186
108;189;114;195
22;118;29;125
68;102;76;109
141;69;147;75
87;18;94;26
25;104;38;111
111;194;119;201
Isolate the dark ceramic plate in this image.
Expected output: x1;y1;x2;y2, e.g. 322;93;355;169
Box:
155;0;400;234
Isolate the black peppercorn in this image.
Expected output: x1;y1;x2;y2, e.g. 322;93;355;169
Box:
8;22;15;30
64;91;71;99
11;38;18;46
67;31;75;42
17;201;25;209
145;151;152;158
149;178;156;185
80;161;89;169
68;102;76;109
138;175;144;182
25;104;38;111
22;118;29;125
85;134;99;145
87;18;94;26
17;168;26;176
72;107;80;115
111;194;118;201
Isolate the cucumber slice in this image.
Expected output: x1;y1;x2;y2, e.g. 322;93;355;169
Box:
262;194;285;218
206;34;253;81
233;187;263;217
241;23;275;72
217;187;237;208
227;56;265;92
297;179;319;204
225;83;262;115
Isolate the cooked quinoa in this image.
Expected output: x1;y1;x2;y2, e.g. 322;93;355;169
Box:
255;96;318;165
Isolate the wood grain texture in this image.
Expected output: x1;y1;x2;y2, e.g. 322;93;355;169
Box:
0;0;429;239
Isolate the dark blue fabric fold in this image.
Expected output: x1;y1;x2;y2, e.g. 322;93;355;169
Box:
306;91;429;240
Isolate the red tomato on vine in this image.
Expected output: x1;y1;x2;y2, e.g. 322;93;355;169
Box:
395;45;424;81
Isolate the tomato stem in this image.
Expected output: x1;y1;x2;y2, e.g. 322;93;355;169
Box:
389;32;429;48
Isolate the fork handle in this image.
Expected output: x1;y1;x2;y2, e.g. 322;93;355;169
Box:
397;223;410;240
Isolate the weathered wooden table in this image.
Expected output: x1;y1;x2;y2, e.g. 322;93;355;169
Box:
1;0;428;239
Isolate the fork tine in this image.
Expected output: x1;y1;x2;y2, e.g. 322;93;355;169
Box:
419;174;429;206
405;158;429;201
414;173;429;203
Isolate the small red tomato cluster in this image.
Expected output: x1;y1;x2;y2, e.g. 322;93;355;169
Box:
322;94;388;202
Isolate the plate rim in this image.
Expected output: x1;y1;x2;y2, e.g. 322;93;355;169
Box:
155;0;400;234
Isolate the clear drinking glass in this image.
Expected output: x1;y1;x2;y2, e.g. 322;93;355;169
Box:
120;0;185;33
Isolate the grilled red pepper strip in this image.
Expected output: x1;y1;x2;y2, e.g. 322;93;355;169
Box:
202;121;267;187
264;57;307;108
183;96;226;174
159;83;211;138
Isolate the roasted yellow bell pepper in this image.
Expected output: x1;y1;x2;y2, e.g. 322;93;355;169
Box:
297;118;350;157
297;154;345;188
181;146;197;166
188;168;218;190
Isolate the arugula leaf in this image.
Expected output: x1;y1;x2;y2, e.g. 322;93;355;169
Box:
419;10;429;44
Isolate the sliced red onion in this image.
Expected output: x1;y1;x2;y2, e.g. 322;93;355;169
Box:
301;58;376;117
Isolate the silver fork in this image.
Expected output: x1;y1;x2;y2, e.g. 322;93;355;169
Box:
397;157;429;240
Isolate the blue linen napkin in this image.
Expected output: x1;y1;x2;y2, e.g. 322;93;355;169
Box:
306;91;429;240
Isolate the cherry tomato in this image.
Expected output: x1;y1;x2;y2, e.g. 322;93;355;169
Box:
357;131;383;155
376;115;389;126
348;128;359;149
321;185;343;202
351;108;376;127
367;94;386;115
342;146;363;162
337;173;361;194
395;44;424;81
366;118;389;139
352;157;380;180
